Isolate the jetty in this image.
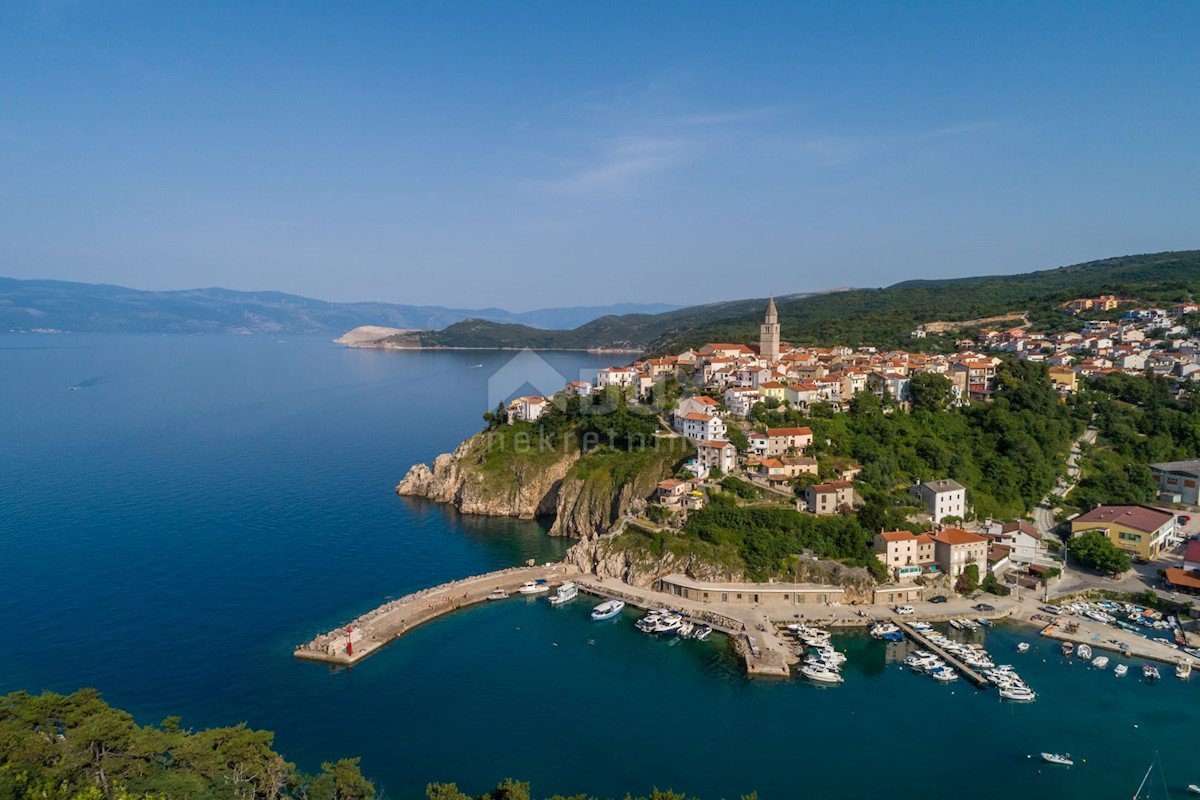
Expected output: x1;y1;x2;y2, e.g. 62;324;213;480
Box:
896;621;989;687
295;562;576;666
1036;617;1190;666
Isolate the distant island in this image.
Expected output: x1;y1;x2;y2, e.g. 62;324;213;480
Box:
0;277;679;335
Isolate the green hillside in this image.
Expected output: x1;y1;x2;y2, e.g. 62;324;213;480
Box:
382;251;1200;352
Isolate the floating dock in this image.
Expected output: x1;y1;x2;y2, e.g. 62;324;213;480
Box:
295;563;576;666
896;621;990;688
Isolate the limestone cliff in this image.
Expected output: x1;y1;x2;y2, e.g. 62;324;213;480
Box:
564;533;745;588
396;431;579;518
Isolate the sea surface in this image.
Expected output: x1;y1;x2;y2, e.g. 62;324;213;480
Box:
1;334;1195;800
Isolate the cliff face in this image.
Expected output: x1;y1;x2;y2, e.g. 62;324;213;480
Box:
396;432;579;518
397;430;691;536
564;534;744;588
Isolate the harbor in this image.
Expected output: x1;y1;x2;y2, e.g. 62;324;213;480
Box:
896;620;990;687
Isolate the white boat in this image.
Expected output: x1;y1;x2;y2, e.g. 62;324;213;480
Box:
800;664;844;684
1017;642;1030;653
1143;664;1161;680
486;589;509;601
590;599;625;621
930;666;959;682
547;582;578;605
869;621;901;638
910;621;933;632
999;686;1037;701
1062;642;1074;657
949;619;965;630
1188;784;1200;795
1041;752;1074;766
652;615;684;636
1077;644;1093;660
1092;656;1110;669
517;580;550;595
1177;660;1193;680
678;620;695;638
1114;664;1129;677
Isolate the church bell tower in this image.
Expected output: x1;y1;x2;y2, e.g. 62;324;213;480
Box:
760;297;780;362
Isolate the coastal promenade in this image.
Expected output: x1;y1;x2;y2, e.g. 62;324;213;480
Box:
295;562;577;666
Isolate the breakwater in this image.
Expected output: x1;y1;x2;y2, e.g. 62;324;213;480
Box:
295;562;577;665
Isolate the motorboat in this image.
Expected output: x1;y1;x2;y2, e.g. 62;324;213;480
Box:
1017;642;1031;653
977;618;994;627
590;599;625;621
692;624;712;641
910;621;933;632
653;615;684;636
869;621;901;638
1077;644;1093;661
517;580;550;595
1061;642;1074;657
930;666;959;682
678;620;695;638
486;589;509;601
1041;753;1074;766
1176;660;1193;680
999;686;1037;701
1092;656;1110;670
1085;609;1114;624
1114;664;1129;677
548;582;578;606
1143;664;1161;680
800;664;844;684
949;619;965;630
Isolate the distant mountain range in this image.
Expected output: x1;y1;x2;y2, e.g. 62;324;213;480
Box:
0;278;681;334
367;250;1200;353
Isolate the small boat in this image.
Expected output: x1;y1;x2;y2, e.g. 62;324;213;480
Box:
486;588;509;601
1176;660;1193;680
1041;753;1074;766
1000;686;1037;702
1143;664;1161;680
678;620;695;638
1062;642;1075;657
1077;644;1093;660
692;624;712;641
1114;664;1129;677
1188;784;1200;795
547;582;578;606
590;599;625;621
517;580;550;595
949;619;965;630
910;621;933;632
1017;642;1030;654
930;666;959;682
1092;656;1110;669
800;664;844;684
977;618;994;627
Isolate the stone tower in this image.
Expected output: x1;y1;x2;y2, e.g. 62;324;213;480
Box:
760;297;780;362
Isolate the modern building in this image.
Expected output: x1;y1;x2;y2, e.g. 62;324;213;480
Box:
1149;459;1200;504
1069;504;1177;561
694;440;737;475
911;479;967;523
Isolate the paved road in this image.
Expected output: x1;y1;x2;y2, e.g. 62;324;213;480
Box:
1034;426;1097;535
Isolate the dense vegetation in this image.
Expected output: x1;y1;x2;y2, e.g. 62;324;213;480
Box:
751;360;1085;522
0;689;373;800
1066;374;1200;514
1068;530;1133;575
681;493;887;581
387;251;1200;351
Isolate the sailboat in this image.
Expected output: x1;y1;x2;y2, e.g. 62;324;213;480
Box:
1132;752;1171;799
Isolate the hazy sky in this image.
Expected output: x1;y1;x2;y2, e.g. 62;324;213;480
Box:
2;2;1197;310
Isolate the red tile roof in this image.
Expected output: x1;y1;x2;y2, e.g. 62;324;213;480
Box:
1185;540;1200;564
879;530;917;543
931;528;988;546
766;426;813;437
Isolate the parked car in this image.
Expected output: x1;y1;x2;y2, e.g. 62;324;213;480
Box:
894;605;915;615
1179;515;1192;524
929;595;948;604
973;603;996;612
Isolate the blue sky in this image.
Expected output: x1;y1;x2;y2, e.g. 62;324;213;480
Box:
1;2;1197;310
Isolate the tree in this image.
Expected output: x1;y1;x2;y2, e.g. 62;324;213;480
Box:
956;563;980;593
1068;530;1132;575
726;428;750;453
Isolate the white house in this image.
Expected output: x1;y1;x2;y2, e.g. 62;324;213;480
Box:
723;386;762;417
911;479;967;523
675;395;721;420
679;413;727;442
695;441;738;475
507;396;549;423
748;430;769;456
594;367;637;389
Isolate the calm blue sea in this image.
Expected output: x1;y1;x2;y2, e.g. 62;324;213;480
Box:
1;334;1196;800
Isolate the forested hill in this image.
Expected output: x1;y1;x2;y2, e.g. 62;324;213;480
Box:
379;250;1200;352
